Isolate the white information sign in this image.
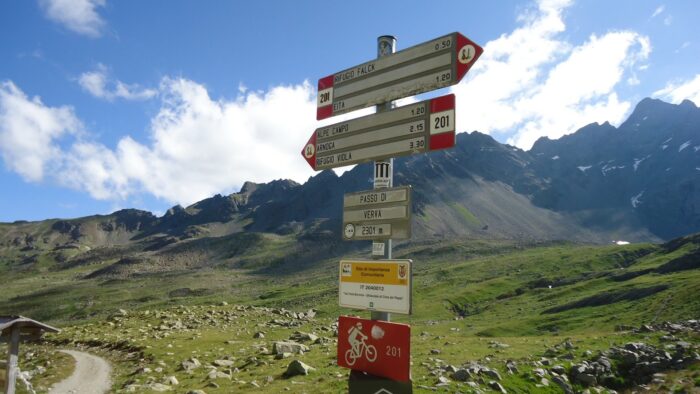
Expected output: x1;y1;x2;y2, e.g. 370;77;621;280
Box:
339;259;412;315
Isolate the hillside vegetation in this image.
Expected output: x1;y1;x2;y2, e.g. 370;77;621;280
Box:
1;232;699;392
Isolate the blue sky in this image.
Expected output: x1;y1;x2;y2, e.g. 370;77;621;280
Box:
1;0;699;222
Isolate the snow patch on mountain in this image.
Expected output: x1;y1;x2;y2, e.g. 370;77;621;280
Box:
633;155;651;171
614;240;630;245
661;145;668;150
631;191;644;208
601;164;625;176
663;137;673;144
551;155;560;160
577;165;592;173
679;141;691;152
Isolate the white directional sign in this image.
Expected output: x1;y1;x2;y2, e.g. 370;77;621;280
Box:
317;32;482;120
303;94;456;171
342;186;411;241
339;259;412;315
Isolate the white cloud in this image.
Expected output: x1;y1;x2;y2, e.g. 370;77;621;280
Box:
0;81;82;182
79;64;157;101
653;74;700;105
39;0;106;38
651;5;665;18
0;78;318;206
451;0;650;149
663;15;673;26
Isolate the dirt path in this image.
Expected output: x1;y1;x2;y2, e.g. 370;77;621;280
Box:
49;350;112;394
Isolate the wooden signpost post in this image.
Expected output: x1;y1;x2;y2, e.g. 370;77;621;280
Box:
301;31;483;393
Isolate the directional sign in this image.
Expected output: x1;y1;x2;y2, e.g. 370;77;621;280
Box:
302;94;456;171
339;259;412;314
317;32;482;120
343;186;411;241
338;316;411;382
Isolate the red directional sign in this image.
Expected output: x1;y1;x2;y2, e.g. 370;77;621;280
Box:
337;315;411;382
302;94;456;171
317;32;482;120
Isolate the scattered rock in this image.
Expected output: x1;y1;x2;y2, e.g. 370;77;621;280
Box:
552;375;573;394
162;376;178;385
284;360;315;377
207;370;232;380
273;341;309;355
148;383;172;392
253;331;265;339
180;357;201;371
452;368;472;382
213;359;235;367
488;380;507;393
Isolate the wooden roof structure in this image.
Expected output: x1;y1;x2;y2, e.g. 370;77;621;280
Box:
1;316;60;394
0;316;60;341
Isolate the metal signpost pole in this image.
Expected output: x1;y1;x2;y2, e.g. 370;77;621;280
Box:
371;35;396;323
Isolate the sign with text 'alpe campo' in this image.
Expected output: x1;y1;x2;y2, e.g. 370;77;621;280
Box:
302;94;456;171
337;315;411;382
339;259;412;315
343;186;411;241
316;32;482;120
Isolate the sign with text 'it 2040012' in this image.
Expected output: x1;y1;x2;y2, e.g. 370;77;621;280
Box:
339;259;411;315
302;94;456;171
316;32;482;120
343;186;411;241
337;315;411;382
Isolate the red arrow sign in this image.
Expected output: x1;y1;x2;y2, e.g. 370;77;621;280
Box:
337;315;411;382
317;32;482;120
302;94;456;171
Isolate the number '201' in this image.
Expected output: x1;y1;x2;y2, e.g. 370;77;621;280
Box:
386;345;401;357
434;115;450;129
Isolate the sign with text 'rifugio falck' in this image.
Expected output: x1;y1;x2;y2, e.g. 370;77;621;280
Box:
302;31;483;386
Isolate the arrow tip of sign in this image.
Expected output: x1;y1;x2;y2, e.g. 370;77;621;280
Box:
455;33;484;82
301;132;318;170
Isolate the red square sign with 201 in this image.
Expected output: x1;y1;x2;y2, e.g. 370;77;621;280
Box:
337;315;411;382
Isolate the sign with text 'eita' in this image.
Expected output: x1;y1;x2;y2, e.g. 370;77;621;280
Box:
342;186;411;241
316;32;482;120
302;94;456;171
339;259;412;315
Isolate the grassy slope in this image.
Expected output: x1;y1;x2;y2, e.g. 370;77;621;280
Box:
1;235;699;392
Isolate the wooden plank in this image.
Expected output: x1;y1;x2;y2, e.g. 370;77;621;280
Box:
4;326;20;394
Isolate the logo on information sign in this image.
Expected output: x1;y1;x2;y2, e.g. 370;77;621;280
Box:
344;223;355;239
342;263;352;276
398;264;407;280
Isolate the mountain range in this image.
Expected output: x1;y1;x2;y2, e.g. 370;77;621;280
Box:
1;97;699;268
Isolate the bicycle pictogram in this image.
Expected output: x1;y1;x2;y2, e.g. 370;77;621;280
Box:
344;322;377;366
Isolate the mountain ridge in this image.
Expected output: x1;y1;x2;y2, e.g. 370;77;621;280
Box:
1;98;699;251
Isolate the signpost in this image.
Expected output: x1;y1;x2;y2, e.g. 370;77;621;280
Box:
317;32;482;120
302;31;482;392
302;94;457;171
337;315;411;382
339;259;412;315
343;186;412;241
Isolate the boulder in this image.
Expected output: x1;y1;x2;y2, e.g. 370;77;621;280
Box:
488;380;507;393
213;359;235;367
284;360;315;377
273;341;309;355
180;358;201;371
552;375;574;394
